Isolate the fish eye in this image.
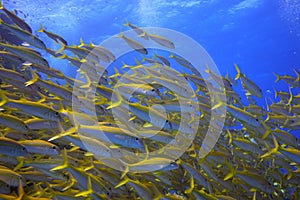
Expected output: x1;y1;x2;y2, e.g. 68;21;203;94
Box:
151;88;155;91
135;137;139;141
166;120;169;123
108;187;112;190
106;149;110;152
52;146;57;149
22;147;26;151
106;192;110;196
259;146;262;149
255;118;259;122
19;176;22;180
55;112;59;116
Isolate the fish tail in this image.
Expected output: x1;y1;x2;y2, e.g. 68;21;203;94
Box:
293;68;300;82
78;38;85;47
58;53;67;60
75;176;92;197
134;57;141;65
287;86;293;106
0;89;8;106
272;86;278;99
234;64;242;80
224;160;236;181
118;31;125;39
211;96;225;110
17;179;24;199
260;134;279;159
262;121;272;139
121;62;130;69
139;31;148;39
123;19;130;27
184;175;194;194
48;126;77;141
37;24;44;33
109;67;122;78
273;73;281;82
115;175;130;188
141;56;146;62
50;148;69;171
106;90;123;110
56;44;66;54
14;157;25;171
264;97;270;112
25;68;39;86
0;1;3;10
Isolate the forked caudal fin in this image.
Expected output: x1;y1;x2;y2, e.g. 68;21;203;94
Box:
234;63;242;80
50;148;69;171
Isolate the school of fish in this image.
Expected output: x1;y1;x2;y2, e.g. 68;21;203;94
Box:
0;2;299;200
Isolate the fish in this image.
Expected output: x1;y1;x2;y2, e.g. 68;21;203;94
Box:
124;20;149;40
0;90;63;121
147;33;175;49
0;0;32;33
59;124;145;149
169;54;193;70
274;72;300;87
115;176;160;200
235;64;262;98
119;157;177;179
0;137;28;157
25;68;76;101
0;12;299;200
79;39;115;61
38;24;68;45
51;149;110;198
0;19;46;49
232;138;264;155
113;83;159;97
79;38;110;63
50;133;122;159
0;42;49;68
118;32;148;54
0;67;27;82
0;50;24;66
0;165;25;187
0;112;30;132
19;140;60;155
213;100;261;127
153;53;170;66
25;118;60;130
181;162;210;189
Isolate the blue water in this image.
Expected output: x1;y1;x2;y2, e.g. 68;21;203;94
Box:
5;0;300;100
